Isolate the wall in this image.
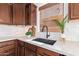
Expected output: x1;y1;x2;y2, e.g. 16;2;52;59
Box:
64;20;79;41
0;25;33;37
0;3;79;41
64;3;79;41
37;3;79;41
36;3;61;40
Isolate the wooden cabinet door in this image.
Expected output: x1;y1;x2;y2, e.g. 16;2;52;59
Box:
17;40;37;56
30;4;37;25
16;40;25;56
14;40;20;56
13;3;25;25
25;4;37;25
24;42;37;56
37;47;59;56
25;48;36;56
25;4;30;25
69;3;79;19
0;3;12;24
17;46;25;56
0;40;16;56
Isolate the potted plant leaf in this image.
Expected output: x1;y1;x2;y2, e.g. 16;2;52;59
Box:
53;15;69;40
25;31;32;38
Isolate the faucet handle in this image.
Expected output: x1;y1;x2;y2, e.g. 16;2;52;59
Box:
47;32;50;38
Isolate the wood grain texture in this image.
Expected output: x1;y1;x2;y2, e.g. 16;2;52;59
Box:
40;15;64;32
0;4;12;24
69;3;79;20
40;3;64;32
25;3;37;25
37;47;59;56
0;40;16;56
13;3;26;25
39;3;58;10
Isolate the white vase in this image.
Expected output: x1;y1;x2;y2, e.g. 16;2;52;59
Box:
61;33;65;38
60;33;66;41
27;35;31;38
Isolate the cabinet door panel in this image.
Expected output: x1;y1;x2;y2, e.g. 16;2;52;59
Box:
4;48;15;56
13;4;25;25
30;4;37;25
25;48;36;56
25;4;37;25
69;3;79;19
0;40;15;48
37;47;59;56
16;40;25;56
0;40;16;56
25;43;37;52
0;3;12;24
17;46;25;56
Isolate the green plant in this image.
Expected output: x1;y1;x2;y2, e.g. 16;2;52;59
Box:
53;15;69;33
25;32;32;36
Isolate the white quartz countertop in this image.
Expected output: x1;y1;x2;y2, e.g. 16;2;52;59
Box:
0;36;79;56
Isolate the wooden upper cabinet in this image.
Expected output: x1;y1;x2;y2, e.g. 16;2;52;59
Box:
25;4;30;25
69;3;79;20
25;4;37;25
13;4;26;25
0;4;12;24
13;3;37;25
0;3;37;25
30;4;37;25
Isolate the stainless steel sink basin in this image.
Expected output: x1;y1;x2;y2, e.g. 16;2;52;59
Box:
33;38;56;45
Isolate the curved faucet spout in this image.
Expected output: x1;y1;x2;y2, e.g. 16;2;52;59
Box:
41;25;50;38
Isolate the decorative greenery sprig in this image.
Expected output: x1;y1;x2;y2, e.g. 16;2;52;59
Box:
25;32;32;36
53;15;69;33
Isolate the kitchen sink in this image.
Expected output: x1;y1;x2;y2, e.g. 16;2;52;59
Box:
33;38;56;45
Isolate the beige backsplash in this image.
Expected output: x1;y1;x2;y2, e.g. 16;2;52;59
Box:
0;25;36;37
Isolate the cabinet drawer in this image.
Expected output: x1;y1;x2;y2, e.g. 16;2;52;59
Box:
0;40;15;48
37;47;59;56
25;43;37;52
0;44;15;53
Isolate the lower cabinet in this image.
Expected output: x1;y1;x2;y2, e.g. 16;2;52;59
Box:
24;43;37;56
16;40;25;56
17;46;25;56
0;39;62;56
16;40;37;56
37;47;59;56
25;48;36;56
0;40;17;56
24;42;59;56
